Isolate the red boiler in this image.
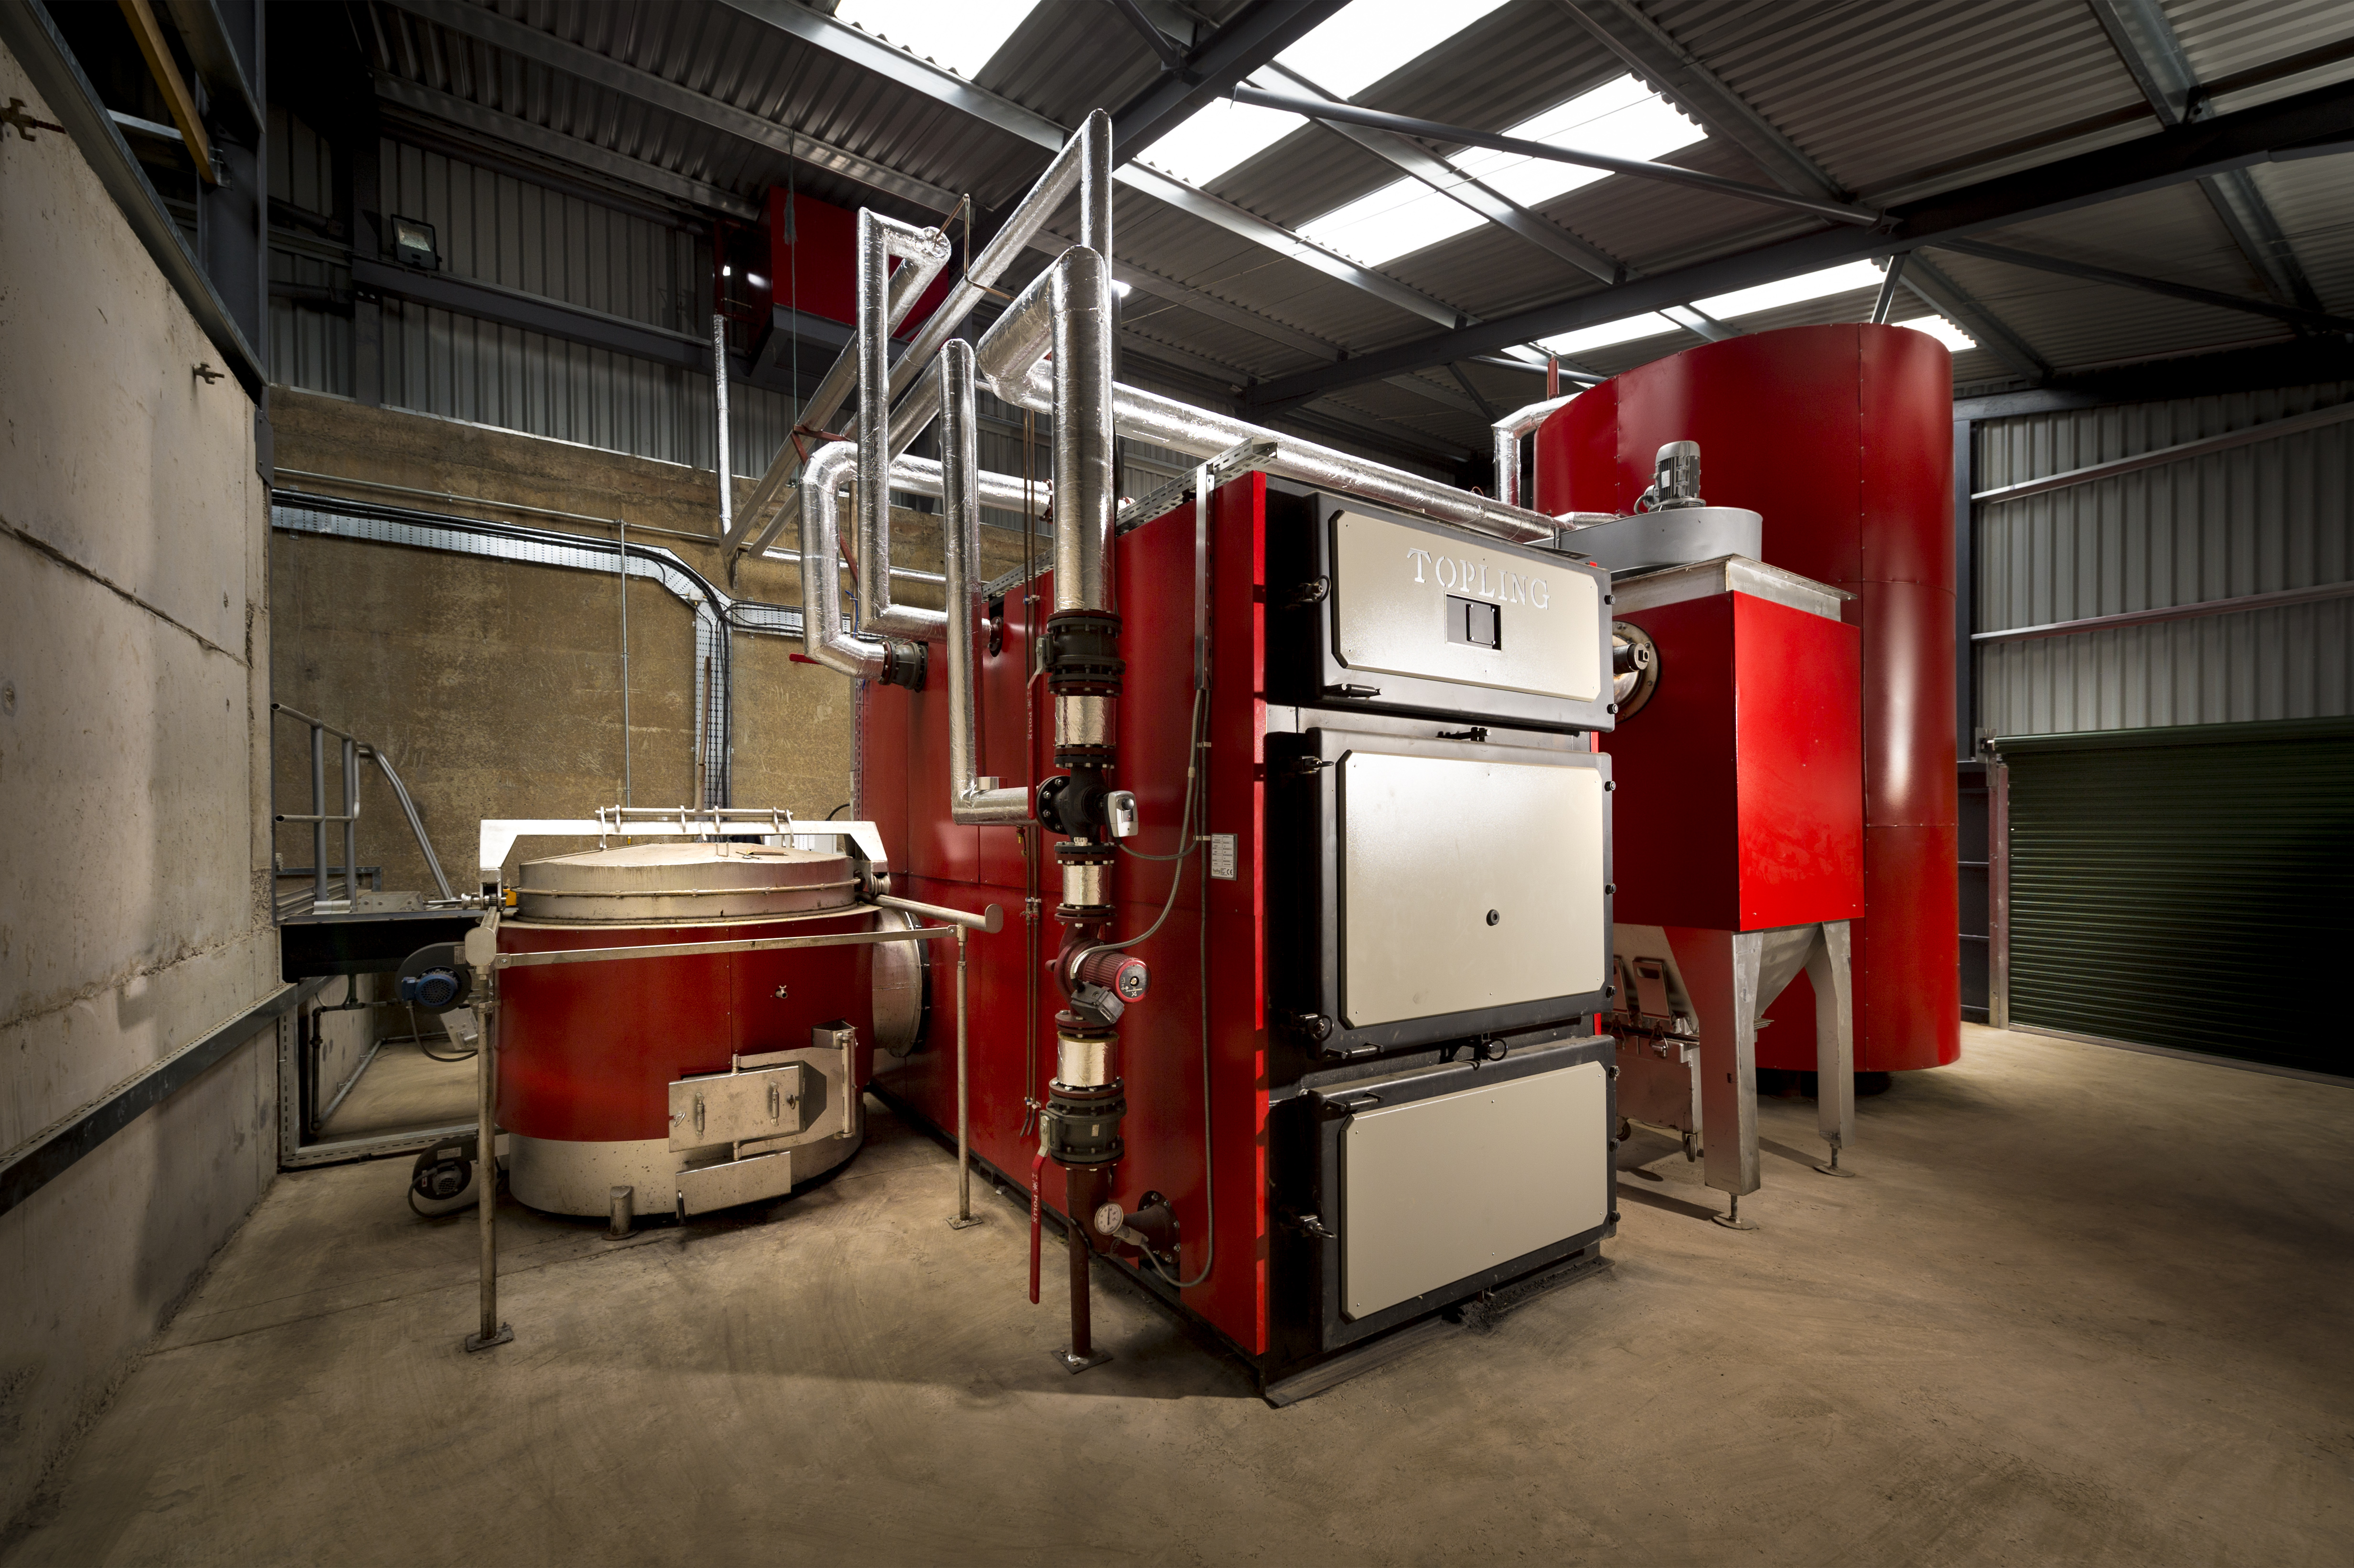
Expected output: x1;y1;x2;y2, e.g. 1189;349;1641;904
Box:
1536;323;1959;1071
496;843;883;1216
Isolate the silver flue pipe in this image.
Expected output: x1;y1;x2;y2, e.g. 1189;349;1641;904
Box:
858;117;1111;635
986;363;1564;546
1050;247;1117;615
797;438;1050;679
860;212;958;638
728;232;950;559
731;110;1111;567
1489;392;1582;512
890;109;1111;416
942;339;1031;825
798;442;889;680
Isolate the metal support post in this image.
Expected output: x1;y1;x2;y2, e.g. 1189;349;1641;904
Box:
1808;920;1857;1175
1666;925;1763;1227
341;736;361;911
465;967;512;1352
310;724;327;912
949;923;982;1228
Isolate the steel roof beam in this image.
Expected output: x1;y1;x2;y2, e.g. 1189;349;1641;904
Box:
157;0;262;137
1547;0;2051;365
1446;365;1498;421
1243;76;2354;407
374;75;761;219
1106;0;1353;160
1261;64;1624;283
2084;0;2326;320
1551;0;1853;204
1101;0;1190;73
1934;237;2354;334
1896;255;2052;383
383;0;960;213
1231;85;1881;226
720;0;1470;328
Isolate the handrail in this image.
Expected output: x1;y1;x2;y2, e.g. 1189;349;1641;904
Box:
269;704;460;908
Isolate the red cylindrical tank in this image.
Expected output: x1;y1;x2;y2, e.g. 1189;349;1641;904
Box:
496;843;882;1213
1536;324;1958;1070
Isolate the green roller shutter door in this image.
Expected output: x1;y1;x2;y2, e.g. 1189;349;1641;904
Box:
2001;718;2354;1077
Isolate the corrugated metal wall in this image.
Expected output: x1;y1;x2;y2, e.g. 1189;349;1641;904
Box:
267;120;1208;511
267;111;794;478
377;140;705;336
1975;383;2354;736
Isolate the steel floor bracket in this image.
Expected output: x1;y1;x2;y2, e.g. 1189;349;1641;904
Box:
947;1214;986;1230
463;1323;514;1353
1053;1347;1113;1375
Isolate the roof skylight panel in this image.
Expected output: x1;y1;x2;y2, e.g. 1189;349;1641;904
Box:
834;0;1049;80
1274;0;1514;100
1902;315;1977;352
1297;75;1703;267
1534;314;1686;358
1690;260;1886;320
1138;0;1512;189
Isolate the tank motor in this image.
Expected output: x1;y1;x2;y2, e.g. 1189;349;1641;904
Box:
1634;440;1705;511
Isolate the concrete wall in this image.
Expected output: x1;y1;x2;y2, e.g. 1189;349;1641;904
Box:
267;389;1031;895
0;44;280;1527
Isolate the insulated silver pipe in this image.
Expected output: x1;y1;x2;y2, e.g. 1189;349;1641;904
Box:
861;213;958;639
729;235;948;555
976;258;1057;392
1051;247;1116;615
942;340;1033;827
798;440;1049;678
712;312;733;537
1489;392;1582;512
736;110;1111;566
988;364;1564;546
887;454;1050;514
798;441;891;680
888;108;1113;427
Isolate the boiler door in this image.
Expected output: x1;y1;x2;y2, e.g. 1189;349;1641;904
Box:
1338;749;1606;1028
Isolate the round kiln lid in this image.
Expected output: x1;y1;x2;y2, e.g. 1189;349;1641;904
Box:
512;841;857;923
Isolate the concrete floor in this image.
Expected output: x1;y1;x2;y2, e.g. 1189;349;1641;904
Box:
318;1038;477;1141
5;1024;2347;1567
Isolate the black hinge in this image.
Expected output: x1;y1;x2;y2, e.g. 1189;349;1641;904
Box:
1324;683;1380;698
1288;577;1329;607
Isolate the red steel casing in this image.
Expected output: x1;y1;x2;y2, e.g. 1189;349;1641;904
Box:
1537;324;1958;1069
497;913;878;1141
1603;592;1863;933
864;477;1273;1356
765;189;954;335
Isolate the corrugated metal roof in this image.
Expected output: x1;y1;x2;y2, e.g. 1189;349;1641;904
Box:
1642;0;2145;197
354;0;2354;463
